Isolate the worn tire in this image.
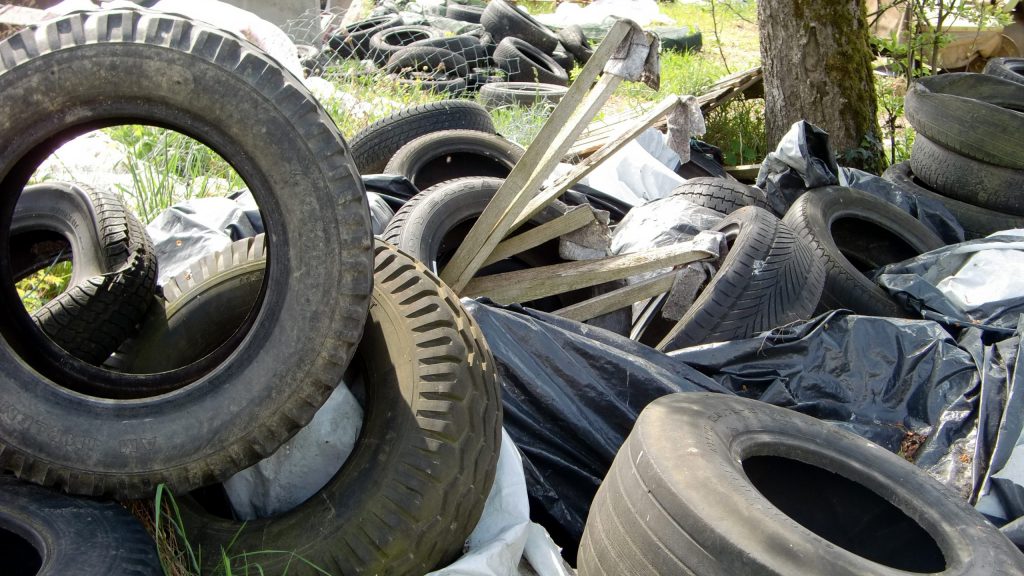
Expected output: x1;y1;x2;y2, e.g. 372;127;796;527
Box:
445;2;485;23
883;161;1024;240
367;25;440;67
326;14;403;59
349;100;495;174
0;475;161;575
478;81;568;108
904;73;1024;169
493;37;568;86
671;177;772;215
578;393;1024;576
385;46;469;78
391;72;468;96
909;134;1024;216
782;186;943;317
558;24;593;65
0;10;372;497
480;0;559;54
383;129;524;190
655;206;825;351
382;177;632;334
409;33;491;69
180;241;501;576
11;183;157;365
983;57;1024;85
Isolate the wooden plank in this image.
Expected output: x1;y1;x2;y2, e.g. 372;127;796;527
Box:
462;241;716;304
512;95;682;228
439;22;633;291
554;271;676;322
484;205;596;266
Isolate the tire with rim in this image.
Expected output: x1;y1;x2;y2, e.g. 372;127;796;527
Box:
882;161;1024;240
909;134;1024;216
479;81;568;108
671;177;772;215
481;0;559;53
327;14;403;59
349;100;495;174
782;186;943;318
383;129;525;190
179;241;501;576
0;10;372;498
367;25;441;67
493;37;568;86
0;475;162;576
11;182;157;365
654;206;825;351
904;73;1024;169
578;393;1024;576
382;177;632;334
983;57;1024;85
558;24;592;65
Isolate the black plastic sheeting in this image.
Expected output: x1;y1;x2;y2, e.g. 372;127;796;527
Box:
465;300;1007;561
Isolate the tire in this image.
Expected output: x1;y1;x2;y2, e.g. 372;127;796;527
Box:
479;81;568;109
550;45;575;72
904;73;1024;169
383;129;525;190
391;72;468;96
651;26;704;53
382;177;632;334
558;24;593;65
578;393;1024;576
984;57;1024;85
654;206;825;351
349;100;496;174
409;33;491;70
481;0;559;54
326;14;403;59
0;10;372;497
367;25;440;67
179;241;501;576
883;161;1024;240
910;134;1024;216
0;475;162;575
467;67;508;91
493;37;568;86
446;2;485;23
782;186;943;318
385;46;469;78
16;183;158;365
670;177;772;215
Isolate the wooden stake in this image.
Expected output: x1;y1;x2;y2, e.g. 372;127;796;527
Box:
484;205;596;266
554;271;677;322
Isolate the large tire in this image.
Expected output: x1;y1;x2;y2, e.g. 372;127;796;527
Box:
382;177;632;334
0;10;372;498
904;73;1024;169
326;14;403;59
180;241;501;576
493;37;569;86
883;161;1024;240
367;25;441;67
446;2;485;23
909;134;1024;216
0;475;162;576
578;393;1024;576
654;206;825;351
650;26;704;53
984;57;1024;85
480;0;559;54
383;129;525;190
478;81;567;109
671;177;772;215
12;183;157;365
349;100;496;174
782;186;943;318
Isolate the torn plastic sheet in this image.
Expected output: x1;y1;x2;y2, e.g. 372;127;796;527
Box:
578;128;688;206
464;301;999;560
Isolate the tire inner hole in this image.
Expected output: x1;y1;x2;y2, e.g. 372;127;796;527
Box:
830;217;920;274
742;455;946;573
0;526;43;576
412;153;513;190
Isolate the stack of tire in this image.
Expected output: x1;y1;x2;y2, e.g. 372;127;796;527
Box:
882;64;1024;239
0;10;501;576
323;0;588;105
635;177;948;349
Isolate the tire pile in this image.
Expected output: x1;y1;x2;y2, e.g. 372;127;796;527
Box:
318;0;586;105
882;60;1024;239
0;10;501;575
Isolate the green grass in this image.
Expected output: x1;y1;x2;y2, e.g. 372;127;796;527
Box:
16;261;71;314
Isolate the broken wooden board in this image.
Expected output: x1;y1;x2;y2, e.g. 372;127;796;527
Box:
554;271;677;322
484;204;596;267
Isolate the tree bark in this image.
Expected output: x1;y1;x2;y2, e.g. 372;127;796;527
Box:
759;0;885;173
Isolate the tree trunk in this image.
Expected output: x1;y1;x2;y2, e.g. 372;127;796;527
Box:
759;0;885;173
